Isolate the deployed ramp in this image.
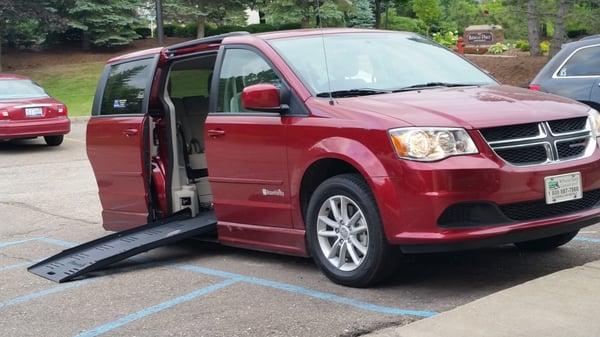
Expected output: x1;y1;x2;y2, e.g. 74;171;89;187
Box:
28;210;216;283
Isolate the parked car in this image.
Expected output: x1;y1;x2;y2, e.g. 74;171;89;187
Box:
0;74;70;146
530;36;600;110
87;29;600;287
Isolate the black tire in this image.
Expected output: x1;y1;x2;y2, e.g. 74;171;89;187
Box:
514;230;579;251
44;135;64;146
306;173;398;287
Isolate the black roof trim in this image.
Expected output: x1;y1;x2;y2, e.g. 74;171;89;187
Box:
166;31;250;54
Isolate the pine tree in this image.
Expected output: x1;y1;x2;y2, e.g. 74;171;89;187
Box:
348;0;375;28
68;0;143;49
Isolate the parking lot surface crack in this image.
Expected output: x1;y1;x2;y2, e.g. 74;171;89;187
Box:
0;201;98;225
339;318;418;337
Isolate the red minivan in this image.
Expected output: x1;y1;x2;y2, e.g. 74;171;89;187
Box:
87;29;600;287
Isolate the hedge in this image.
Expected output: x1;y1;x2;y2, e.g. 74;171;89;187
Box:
163;22;302;38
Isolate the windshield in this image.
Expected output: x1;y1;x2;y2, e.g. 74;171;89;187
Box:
268;33;496;96
0;79;48;100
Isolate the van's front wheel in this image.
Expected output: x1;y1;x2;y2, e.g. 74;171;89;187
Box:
306;174;397;287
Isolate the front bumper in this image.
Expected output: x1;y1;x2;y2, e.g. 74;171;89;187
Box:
375;143;600;250
0;117;70;140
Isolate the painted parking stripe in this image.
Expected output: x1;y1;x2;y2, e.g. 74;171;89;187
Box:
0;262;29;272
0;281;91;310
574;236;600;244
0;237;42;249
0;236;75;250
177;264;437;318
73;278;238;337
38;237;77;248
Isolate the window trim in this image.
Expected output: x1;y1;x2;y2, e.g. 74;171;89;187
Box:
552;43;600;79
209;44;298;116
92;54;159;117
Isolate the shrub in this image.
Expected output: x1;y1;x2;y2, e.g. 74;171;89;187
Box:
164;22;303;39
432;30;458;48
539;41;550;54
388;16;428;35
163;24;176;37
245;23;276;33
135;27;152;39
276;23;302;30
488;42;510;54
515;39;530;52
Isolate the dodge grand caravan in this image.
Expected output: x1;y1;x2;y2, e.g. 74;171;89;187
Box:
87;29;600;287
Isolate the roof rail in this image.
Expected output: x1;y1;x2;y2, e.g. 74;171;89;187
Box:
166;31;250;55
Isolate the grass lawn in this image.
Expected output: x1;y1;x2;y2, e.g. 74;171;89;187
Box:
16;62;104;116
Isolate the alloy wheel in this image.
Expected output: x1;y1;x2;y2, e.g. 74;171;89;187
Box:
316;195;369;271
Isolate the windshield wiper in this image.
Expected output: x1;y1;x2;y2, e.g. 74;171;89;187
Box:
392;82;479;92
316;88;390;98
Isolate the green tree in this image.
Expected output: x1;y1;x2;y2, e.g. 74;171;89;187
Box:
68;0;143;50
412;0;442;31
164;0;248;38
0;0;63;70
263;0;345;28
445;0;479;33
348;0;375;28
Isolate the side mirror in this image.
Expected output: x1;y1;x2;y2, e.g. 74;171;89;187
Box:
241;83;288;113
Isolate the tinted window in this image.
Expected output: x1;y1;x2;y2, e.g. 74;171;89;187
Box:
217;49;281;112
0;80;48;100
558;45;600;77
100;58;154;115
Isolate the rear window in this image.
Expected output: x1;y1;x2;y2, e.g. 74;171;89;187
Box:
0;79;48;100
557;45;600;77
99;58;154;115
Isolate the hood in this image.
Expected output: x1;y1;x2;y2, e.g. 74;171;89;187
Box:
333;85;591;129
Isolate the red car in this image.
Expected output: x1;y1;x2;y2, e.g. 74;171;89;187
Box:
0;74;70;146
87;29;600;287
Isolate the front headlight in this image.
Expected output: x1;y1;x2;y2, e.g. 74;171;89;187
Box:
388;128;478;161
588;108;600;138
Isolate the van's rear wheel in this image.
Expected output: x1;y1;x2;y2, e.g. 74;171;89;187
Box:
514;230;579;251
306;174;397;287
44;135;64;146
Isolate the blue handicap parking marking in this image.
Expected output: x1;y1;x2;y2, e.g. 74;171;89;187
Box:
0;280;92;310
177;264;437;318
73;278;239;337
574;236;600;244
0;262;30;272
0;237;42;249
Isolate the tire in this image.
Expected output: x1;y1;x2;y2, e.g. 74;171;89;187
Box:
44;135;64;146
306;173;398;287
514;230;579;251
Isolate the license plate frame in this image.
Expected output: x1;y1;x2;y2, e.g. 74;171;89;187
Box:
544;172;582;204
25;107;43;117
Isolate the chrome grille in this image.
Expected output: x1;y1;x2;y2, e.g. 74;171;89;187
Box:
480;117;594;166
548;117;587;134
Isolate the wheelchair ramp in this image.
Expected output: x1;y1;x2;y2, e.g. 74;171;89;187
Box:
28;210;216;283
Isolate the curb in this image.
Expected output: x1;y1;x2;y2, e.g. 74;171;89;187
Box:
70;116;90;124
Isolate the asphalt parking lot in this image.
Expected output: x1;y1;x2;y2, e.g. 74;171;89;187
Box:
2;121;600;337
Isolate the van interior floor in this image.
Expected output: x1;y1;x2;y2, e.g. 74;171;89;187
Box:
28;209;217;283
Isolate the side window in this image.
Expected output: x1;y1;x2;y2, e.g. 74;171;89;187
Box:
217;49;281;113
99;58;154;115
558;45;600;77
